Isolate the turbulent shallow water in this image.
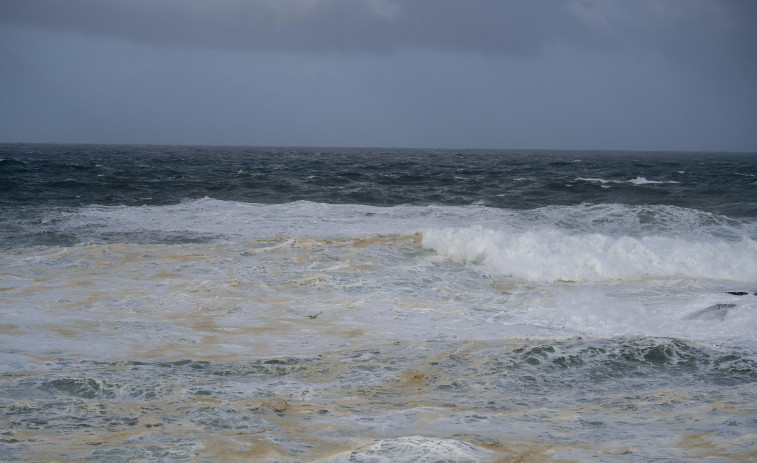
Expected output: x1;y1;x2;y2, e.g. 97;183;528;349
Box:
1;144;757;461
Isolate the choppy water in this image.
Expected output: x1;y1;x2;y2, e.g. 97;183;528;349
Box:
1;144;757;461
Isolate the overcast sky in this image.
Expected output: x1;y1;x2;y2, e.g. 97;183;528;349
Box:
1;0;755;151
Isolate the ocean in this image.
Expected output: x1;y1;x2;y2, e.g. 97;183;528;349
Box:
1;143;756;462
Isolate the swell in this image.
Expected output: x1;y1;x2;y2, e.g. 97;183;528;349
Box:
2;144;757;217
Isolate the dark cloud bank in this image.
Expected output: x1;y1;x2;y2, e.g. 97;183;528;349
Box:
1;0;756;150
9;1;584;53
3;0;755;59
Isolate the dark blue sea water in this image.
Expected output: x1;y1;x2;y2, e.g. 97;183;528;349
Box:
1;143;756;461
3;144;756;211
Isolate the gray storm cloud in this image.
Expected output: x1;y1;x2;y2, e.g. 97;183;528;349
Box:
0;0;579;54
0;0;755;150
2;0;756;75
1;0;751;56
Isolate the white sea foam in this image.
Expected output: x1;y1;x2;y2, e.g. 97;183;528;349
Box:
20;199;755;348
327;436;496;462
420;226;757;282
577;176;681;185
506;285;757;341
55;198;756;243
576;177;617;184
628;176;680;185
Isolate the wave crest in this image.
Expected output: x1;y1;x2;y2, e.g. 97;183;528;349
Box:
421;226;757;282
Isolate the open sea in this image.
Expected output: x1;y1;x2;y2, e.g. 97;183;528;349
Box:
1;143;756;462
